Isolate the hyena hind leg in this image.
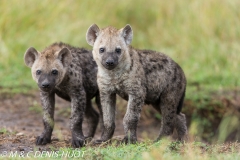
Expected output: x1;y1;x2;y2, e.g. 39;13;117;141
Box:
175;113;188;141
95;94;104;131
155;91;181;142
155;106;176;141
84;99;99;138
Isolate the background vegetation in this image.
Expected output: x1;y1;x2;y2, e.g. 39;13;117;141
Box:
0;0;239;159
1;0;239;89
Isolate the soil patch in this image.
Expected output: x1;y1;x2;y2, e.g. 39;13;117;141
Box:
0;91;160;152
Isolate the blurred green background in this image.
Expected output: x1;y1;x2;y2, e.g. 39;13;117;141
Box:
0;0;239;90
0;0;239;142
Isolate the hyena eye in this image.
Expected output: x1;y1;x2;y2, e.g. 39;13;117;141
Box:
115;48;121;54
36;70;41;75
99;48;105;53
52;70;58;75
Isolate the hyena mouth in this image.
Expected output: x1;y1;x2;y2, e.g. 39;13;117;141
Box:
102;61;118;70
104;65;117;70
39;87;54;93
38;83;55;92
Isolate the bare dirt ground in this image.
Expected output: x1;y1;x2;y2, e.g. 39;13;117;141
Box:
0;89;239;153
0;91;162;152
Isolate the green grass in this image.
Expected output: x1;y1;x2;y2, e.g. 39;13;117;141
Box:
0;140;239;160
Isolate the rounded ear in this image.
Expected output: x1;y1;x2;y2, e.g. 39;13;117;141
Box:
56;47;72;67
120;24;133;45
86;24;100;46
24;47;39;68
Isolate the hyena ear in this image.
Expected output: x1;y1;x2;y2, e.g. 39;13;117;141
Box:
86;24;100;46
24;47;39;68
120;24;133;45
56;47;72;67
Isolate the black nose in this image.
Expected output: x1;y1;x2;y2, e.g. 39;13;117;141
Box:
41;83;50;88
106;59;114;66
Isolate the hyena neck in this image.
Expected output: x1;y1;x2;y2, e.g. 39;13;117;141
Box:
56;68;68;87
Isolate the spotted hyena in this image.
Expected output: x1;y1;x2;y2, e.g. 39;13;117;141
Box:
86;24;187;143
24;42;102;147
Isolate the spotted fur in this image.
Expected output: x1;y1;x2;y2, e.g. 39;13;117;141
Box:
24;42;102;148
86;24;187;143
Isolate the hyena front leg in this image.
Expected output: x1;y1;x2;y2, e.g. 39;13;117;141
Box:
36;92;55;145
97;92;116;143
70;89;86;148
122;95;144;144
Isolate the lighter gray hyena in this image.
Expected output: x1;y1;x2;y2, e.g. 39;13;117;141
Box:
86;24;187;143
24;42;102;147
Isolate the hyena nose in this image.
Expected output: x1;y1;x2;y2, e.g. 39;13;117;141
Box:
41;83;50;88
106;59;114;66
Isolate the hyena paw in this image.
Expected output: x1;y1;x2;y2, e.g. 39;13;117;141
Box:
71;135;85;148
121;136;137;144
36;135;51;145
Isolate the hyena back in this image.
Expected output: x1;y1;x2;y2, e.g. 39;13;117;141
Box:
86;24;187;143
24;42;102;147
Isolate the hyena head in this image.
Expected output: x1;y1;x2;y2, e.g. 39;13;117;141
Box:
24;46;72;92
86;24;133;70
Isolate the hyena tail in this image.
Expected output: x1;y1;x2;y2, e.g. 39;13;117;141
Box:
177;88;186;114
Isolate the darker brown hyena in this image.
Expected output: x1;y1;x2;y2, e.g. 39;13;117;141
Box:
24;42;102;148
86;24;187;144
